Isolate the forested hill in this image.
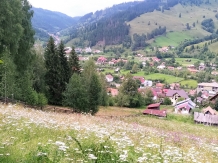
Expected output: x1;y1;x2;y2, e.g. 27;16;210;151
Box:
32;7;80;41
63;0;212;47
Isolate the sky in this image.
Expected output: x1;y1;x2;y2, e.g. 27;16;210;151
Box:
28;0;139;17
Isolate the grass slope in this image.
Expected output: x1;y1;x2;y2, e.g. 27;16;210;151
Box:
128;3;218;47
1;105;218;162
145;73;184;83
175;58;202;66
209;41;218;53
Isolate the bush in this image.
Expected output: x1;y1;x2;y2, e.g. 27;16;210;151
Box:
38;93;48;109
163;97;172;105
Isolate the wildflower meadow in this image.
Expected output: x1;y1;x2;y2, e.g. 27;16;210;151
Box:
0;104;218;162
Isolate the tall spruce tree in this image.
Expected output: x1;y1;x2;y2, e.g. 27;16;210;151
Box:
57;41;70;94
69;47;81;75
44;37;62;105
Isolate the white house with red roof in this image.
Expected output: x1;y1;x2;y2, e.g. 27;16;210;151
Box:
97;56;107;64
105;74;114;83
174;99;196;114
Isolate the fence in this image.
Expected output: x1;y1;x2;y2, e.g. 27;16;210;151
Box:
194;112;218;125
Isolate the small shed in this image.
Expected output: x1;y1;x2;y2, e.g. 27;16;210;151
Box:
146;103;160;110
203;106;217;115
143;109;167;117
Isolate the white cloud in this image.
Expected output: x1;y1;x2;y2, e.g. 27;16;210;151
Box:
28;0;137;17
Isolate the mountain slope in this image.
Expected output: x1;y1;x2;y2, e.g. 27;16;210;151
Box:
32;7;80;34
64;0;218;50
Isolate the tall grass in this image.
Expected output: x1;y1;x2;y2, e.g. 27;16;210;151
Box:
0;104;218;162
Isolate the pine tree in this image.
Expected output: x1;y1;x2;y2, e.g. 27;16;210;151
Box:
57;41;70;93
44;37;62;105
69;47;81;75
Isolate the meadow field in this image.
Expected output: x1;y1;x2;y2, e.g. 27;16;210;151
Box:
175;58;202;66
180;79;198;89
145;73;184;83
1;104;218;162
128;3;218;47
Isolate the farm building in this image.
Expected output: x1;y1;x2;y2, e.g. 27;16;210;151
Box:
203;106;217;115
143;109;167;117
146;103;160;110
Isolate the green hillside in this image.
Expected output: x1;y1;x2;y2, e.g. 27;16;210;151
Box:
128;3;218;47
209;41;218;53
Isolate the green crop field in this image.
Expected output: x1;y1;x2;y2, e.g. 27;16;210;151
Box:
145;73;184;83
180;79;198;88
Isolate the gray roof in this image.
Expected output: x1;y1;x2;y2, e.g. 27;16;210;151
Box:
166;89;189;99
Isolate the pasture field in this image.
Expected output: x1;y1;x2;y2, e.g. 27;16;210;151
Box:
145;73;184;83
128;3;218;47
152;31;192;47
180;79;198;89
1;104;218;162
209;42;218;53
175;58;202;66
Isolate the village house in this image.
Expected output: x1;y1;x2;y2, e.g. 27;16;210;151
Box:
170;83;180;90
199;63;206;71
157;64;166;69
97;56;107;65
211;71;218;76
93;50;101;54
133;76;145;85
85;47;92;53
174;99;196;114
105;74;114;83
187;68;199;74
167;66;175;71
79;56;89;61
107;88;119;97
158;47;169;53
165;89;189;106
156;83;165;89
197;82;218;94
152;57;161;62
203;106;218;115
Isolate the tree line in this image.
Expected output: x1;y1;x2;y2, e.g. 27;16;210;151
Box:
0;0;107;114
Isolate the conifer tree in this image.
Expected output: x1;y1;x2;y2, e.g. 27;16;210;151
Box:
57;41;70;93
69;47;81;75
44;37;62;105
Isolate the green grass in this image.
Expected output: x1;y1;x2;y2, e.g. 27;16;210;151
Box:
145;73;184;83
1;105;218;162
180;79;198;88
152;31;192;47
128;3;218;47
175;58;202;66
209;41;218;53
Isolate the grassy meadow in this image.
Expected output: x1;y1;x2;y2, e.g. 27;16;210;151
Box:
128;3;218;47
175;58;202;66
1;104;218;162
209;42;218;53
180;79;198;89
145;73;184;83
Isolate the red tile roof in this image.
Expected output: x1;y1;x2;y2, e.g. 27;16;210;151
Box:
147;103;160;108
143;109;167;117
